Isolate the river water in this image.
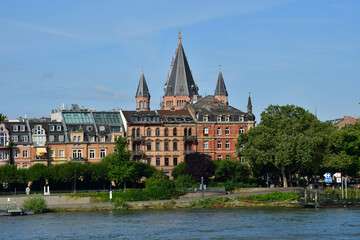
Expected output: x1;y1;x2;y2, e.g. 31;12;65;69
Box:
1;207;360;239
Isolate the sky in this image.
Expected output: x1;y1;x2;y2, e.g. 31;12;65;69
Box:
0;0;359;122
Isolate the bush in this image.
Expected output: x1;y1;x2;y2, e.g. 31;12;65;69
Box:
23;195;47;213
174;174;195;188
236;192;298;202
113;198;129;210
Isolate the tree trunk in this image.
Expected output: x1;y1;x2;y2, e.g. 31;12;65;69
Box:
288;172;293;187
123;182;127;192
281;165;288;188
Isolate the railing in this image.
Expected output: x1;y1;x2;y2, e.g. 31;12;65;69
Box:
183;150;196;155
70;157;88;162
132;150;145;156
131;136;145;142
32;155;48;161
183;136;196;142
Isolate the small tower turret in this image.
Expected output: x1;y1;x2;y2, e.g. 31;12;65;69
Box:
214;65;228;105
135;70;151;111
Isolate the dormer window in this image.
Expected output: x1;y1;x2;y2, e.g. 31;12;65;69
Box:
57;125;61;131
240;117;244;122
217;116;221;122
203;116;208;122
13;125;18;132
225;116;229;122
20;125;25;131
50;125;55;131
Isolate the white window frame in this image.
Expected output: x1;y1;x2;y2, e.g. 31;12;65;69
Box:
101;136;105;142
12;136;18;142
240;117;244;122
217;127;221;135
217;116;221;122
57;125;61;131
50;150;55;157
49;135;55;142
23;163;28;169
59;150;64;157
13;150;18;158
217;155;222;160
59;135;64;142
23;150;28;158
20;125;25;131
13;125;18;132
240;156;245;163
89;149;95;159
225;127;230;135
50;125;55;131
203;127;208;135
203;141;208;150
100;149;106;158
239;127;244;134
217;141;222;149
203;116;208;122
225;141;230;149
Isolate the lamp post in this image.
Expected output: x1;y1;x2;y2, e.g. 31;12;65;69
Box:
74;170;77;194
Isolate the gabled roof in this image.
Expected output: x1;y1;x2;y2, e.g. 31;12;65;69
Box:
122;111;161;124
157;110;195;123
164;36;198;97
191;95;244;115
135;71;150;97
214;70;228;96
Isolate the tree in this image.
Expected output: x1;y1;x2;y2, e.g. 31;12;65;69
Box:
237;105;330;187
0;113;6;122
214;159;250;183
102;137;152;191
323;123;360;176
181;152;215;184
0;165;18;188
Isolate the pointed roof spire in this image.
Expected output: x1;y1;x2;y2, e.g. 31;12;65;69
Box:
214;66;228;96
135;70;150;97
247;90;252;113
178;30;182;45
164;33;199;97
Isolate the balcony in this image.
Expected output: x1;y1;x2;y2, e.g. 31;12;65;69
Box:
132;150;145;156
183;150;196;155
183;136;197;143
31;155;49;162
131;136;145;142
70;157;88;163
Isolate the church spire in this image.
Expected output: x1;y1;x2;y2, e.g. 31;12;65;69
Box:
247;90;252;113
214;66;228;105
135;70;151;111
163;33;199;110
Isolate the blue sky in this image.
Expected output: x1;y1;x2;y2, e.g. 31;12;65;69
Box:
1;0;359;122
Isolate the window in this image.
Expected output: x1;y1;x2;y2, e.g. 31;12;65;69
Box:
173;128;177;136
59;135;64;142
89;149;95;159
217;141;222;149
23;150;28;158
225;127;230;135
225;141;230;149
59;150;64;157
114;136;119;141
165;128;168;136
203;116;208;122
101;136;105;142
23;136;28;142
240;117;244;122
13;125;18;132
78;136;81;142
49;135;55;142
165;157;169;166
90;136;95;142
156;142;160;151
72;149;82;158
217;116;221;122
173;142;178;151
173;157;178;166
13;150;18;158
217;127;221;135
156;128;160;136
12;136;18;142
0;132;8;145
50;150;55;158
147;128;151;136
100;149;106;158
73;150;77;158
217;155;222;160
240;156;245;163
188;128;192;136
156;157;160;166
203;127;208;135
0;151;8;160
132;128;135;136
225;116;229;122
22;163;28;169
239;127;244;134
136;128;140;137
203;141;208;149
50;125;55;131
146;142;152;151
73;136;76;142
164;141;169;151
226;155;230;160
20;125;25;131
147;158;151;165
184;128;187;136
57;125;61;131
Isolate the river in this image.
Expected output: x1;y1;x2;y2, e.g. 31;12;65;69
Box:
1;208;360;239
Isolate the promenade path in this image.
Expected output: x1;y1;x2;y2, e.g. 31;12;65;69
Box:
0;187;301;209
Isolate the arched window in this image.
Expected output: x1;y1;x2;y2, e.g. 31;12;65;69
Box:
132;128;135;136
239;127;244;134
184;128;187;136
156;128;160;136
188;128;192;136
173;128;177;136
203;141;208;149
217;127;221;135
164;128;168;136
203;127;208;135
143;101;146;108
217;141;222;149
225;127;230;135
136;128;140;137
139;101;143;108
147;128;151;136
225;141;230;149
